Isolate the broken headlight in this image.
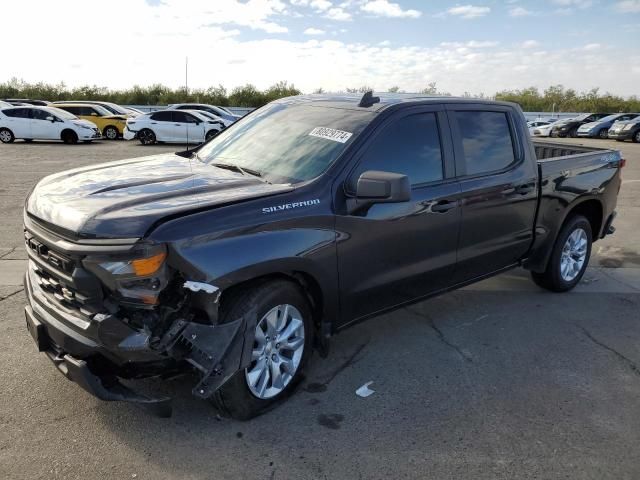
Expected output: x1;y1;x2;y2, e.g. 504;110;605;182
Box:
83;243;169;306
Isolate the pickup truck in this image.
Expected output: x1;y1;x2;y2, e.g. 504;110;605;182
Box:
22;93;624;419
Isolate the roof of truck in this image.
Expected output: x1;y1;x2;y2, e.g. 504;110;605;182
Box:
274;92;518;113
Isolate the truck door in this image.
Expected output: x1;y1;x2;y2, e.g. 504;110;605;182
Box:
336;106;461;323
446;105;538;283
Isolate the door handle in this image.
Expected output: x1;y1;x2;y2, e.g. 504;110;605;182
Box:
514;183;535;195
151;122;157;124
430;200;458;213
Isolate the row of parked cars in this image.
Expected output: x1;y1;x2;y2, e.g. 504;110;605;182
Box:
529;112;640;142
0;98;241;145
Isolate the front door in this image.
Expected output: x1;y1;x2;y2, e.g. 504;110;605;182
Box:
336;107;461;323
30;108;59;139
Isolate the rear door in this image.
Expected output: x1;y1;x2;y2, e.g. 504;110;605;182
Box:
336;106;461;322
447;105;538;283
3;108;31;138
148;111;173;140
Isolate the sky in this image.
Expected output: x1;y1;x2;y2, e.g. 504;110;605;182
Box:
3;0;639;96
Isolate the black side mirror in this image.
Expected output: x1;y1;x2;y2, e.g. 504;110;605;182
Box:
347;170;410;214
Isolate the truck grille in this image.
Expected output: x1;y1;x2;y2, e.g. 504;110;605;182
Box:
31;266;98;318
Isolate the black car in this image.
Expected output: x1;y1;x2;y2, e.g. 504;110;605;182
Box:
550;112;609;137
22;93;623;419
608;117;640;143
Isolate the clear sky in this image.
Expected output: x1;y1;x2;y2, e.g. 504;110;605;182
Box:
4;0;639;96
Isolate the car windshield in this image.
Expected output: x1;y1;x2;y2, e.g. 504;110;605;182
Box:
91;105;112;116
48;107;77;120
103;103;129;115
573;113;593;121
196;103;375;184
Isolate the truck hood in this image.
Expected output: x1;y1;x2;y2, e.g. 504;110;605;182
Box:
26;153;293;239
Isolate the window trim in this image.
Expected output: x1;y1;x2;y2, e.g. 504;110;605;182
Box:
343;106;453;195
446;106;524;180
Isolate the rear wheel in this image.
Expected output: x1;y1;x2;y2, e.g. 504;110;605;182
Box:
598;128;608;139
61;130;78;144
531;215;592;292
138;128;156;145
633;130;640;143
103;125;118;140
205;129;220;141
0;128;14;143
211;280;314;420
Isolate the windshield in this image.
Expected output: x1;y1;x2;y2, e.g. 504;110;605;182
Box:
103;103;129;115
197;103;375;184
48;107;77;120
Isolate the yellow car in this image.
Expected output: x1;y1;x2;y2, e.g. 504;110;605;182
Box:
52;103;127;139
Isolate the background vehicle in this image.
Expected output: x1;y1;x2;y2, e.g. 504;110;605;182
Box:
169;103;238;124
550;113;608;137
124;109;224;145
0;106;100;144
22;94;622;420
528;120;551;135
578;113;640;139
2;98;50;106
532;123;554;137
608;117;640;142
53;100;140;118
53;103;127;139
0;100;12;108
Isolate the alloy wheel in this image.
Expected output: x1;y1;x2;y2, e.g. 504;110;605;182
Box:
560;228;588;282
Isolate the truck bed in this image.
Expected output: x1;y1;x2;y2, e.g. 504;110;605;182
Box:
532;140;616;162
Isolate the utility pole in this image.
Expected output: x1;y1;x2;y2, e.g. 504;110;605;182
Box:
185;56;189;99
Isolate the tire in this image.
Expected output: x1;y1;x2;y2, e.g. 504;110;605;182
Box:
103;126;119;140
0;128;14;143
205;129;220;141
138;128;156;145
211;280;314;420
61;130;78;144
531;215;592;292
568;127;578;138
633;130;640;143
598;128;608;139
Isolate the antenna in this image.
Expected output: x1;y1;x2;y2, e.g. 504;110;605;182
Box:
358;91;380;108
185;56;189;148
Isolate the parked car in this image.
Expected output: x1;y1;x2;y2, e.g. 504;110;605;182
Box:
0;106;101;144
528;121;551;135
550;113;609;138
169;103;239;124
577;113;640;139
531;123;554;137
53;100;140;118
2;98;50;106
124;106;145;116
22;94;622;419
608;117;640;143
123;109;224;145
0;100;12;108
53;103;127;139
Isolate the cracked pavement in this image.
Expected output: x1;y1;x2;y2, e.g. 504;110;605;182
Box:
0;139;639;480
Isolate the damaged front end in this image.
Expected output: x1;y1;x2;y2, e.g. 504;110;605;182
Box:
23;216;256;417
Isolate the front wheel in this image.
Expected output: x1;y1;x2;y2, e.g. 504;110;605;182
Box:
61;130;78;144
598;128;608;139
633;130;640;143
569;127;578;138
205;129;220;141
531;215;592;292
211;280;314;420
103;126;119;140
0;128;15;143
138;128;156;145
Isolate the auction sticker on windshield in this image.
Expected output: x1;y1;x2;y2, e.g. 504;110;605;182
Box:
309;127;353;143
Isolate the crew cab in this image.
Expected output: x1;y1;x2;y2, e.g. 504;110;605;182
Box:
22;94;623;419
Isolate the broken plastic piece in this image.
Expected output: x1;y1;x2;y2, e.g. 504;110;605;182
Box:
355;381;375;398
183;281;219;295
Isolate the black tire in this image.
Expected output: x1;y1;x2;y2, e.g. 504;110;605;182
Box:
103;125;119;140
568;127;578;138
24;139;33;143
0;128;14;143
531;215;592;292
61;130;78;144
205;129;220;141
211;279;314;420
633;130;640;143
598;128;608;139
138;128;156;145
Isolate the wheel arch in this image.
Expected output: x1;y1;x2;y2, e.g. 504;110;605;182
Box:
60;128;77;141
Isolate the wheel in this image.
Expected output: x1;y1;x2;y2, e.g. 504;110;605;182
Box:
531;215;592;292
568;127;578;138
103;126;118;140
61;130;78;144
598;128;608;139
633;130;640;143
205;129;220;141
24;139;33;143
138;128;156;145
0;128;14;143
211;280;314;420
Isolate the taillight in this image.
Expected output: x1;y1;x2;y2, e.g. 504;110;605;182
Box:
619;158;626;168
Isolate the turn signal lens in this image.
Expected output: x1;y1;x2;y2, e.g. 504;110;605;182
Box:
131;252;166;276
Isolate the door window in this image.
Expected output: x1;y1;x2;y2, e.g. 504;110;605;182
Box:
454;111;516;176
3;108;30;118
150;111;172;122
32;109;52;120
349;112;443;190
172;111;198;123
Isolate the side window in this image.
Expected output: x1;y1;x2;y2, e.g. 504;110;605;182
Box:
349;112;443;190
150;111;172;122
7;108;31;118
32;109;50;120
83;106;99;116
172;111;198;123
61;106;79;115
454;111;516;176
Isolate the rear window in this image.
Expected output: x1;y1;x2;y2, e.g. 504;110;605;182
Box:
454;111;516;176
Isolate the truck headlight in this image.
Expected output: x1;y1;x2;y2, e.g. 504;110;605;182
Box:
83;245;169;306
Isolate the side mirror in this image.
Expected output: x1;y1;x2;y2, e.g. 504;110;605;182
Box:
90;112;98;116
46;116;55;122
347;170;410;214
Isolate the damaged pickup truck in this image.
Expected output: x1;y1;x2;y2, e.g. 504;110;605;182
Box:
23;93;623;419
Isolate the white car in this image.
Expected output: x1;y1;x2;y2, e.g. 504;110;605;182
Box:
123;109;224;145
0;100;12;108
168;103;238;124
531;123;554;137
0;106;101;144
528;121;552;135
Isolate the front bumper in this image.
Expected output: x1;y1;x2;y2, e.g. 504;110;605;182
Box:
607;130;633;140
577;130;596;137
123;127;137;140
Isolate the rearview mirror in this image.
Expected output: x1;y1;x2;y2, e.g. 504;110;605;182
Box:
347;170;410;214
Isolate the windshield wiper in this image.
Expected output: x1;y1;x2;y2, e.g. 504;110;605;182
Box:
211;162;271;184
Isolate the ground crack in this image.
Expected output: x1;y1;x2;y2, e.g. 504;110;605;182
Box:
405;307;473;362
0;247;16;260
578;325;640;377
0;288;24;302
